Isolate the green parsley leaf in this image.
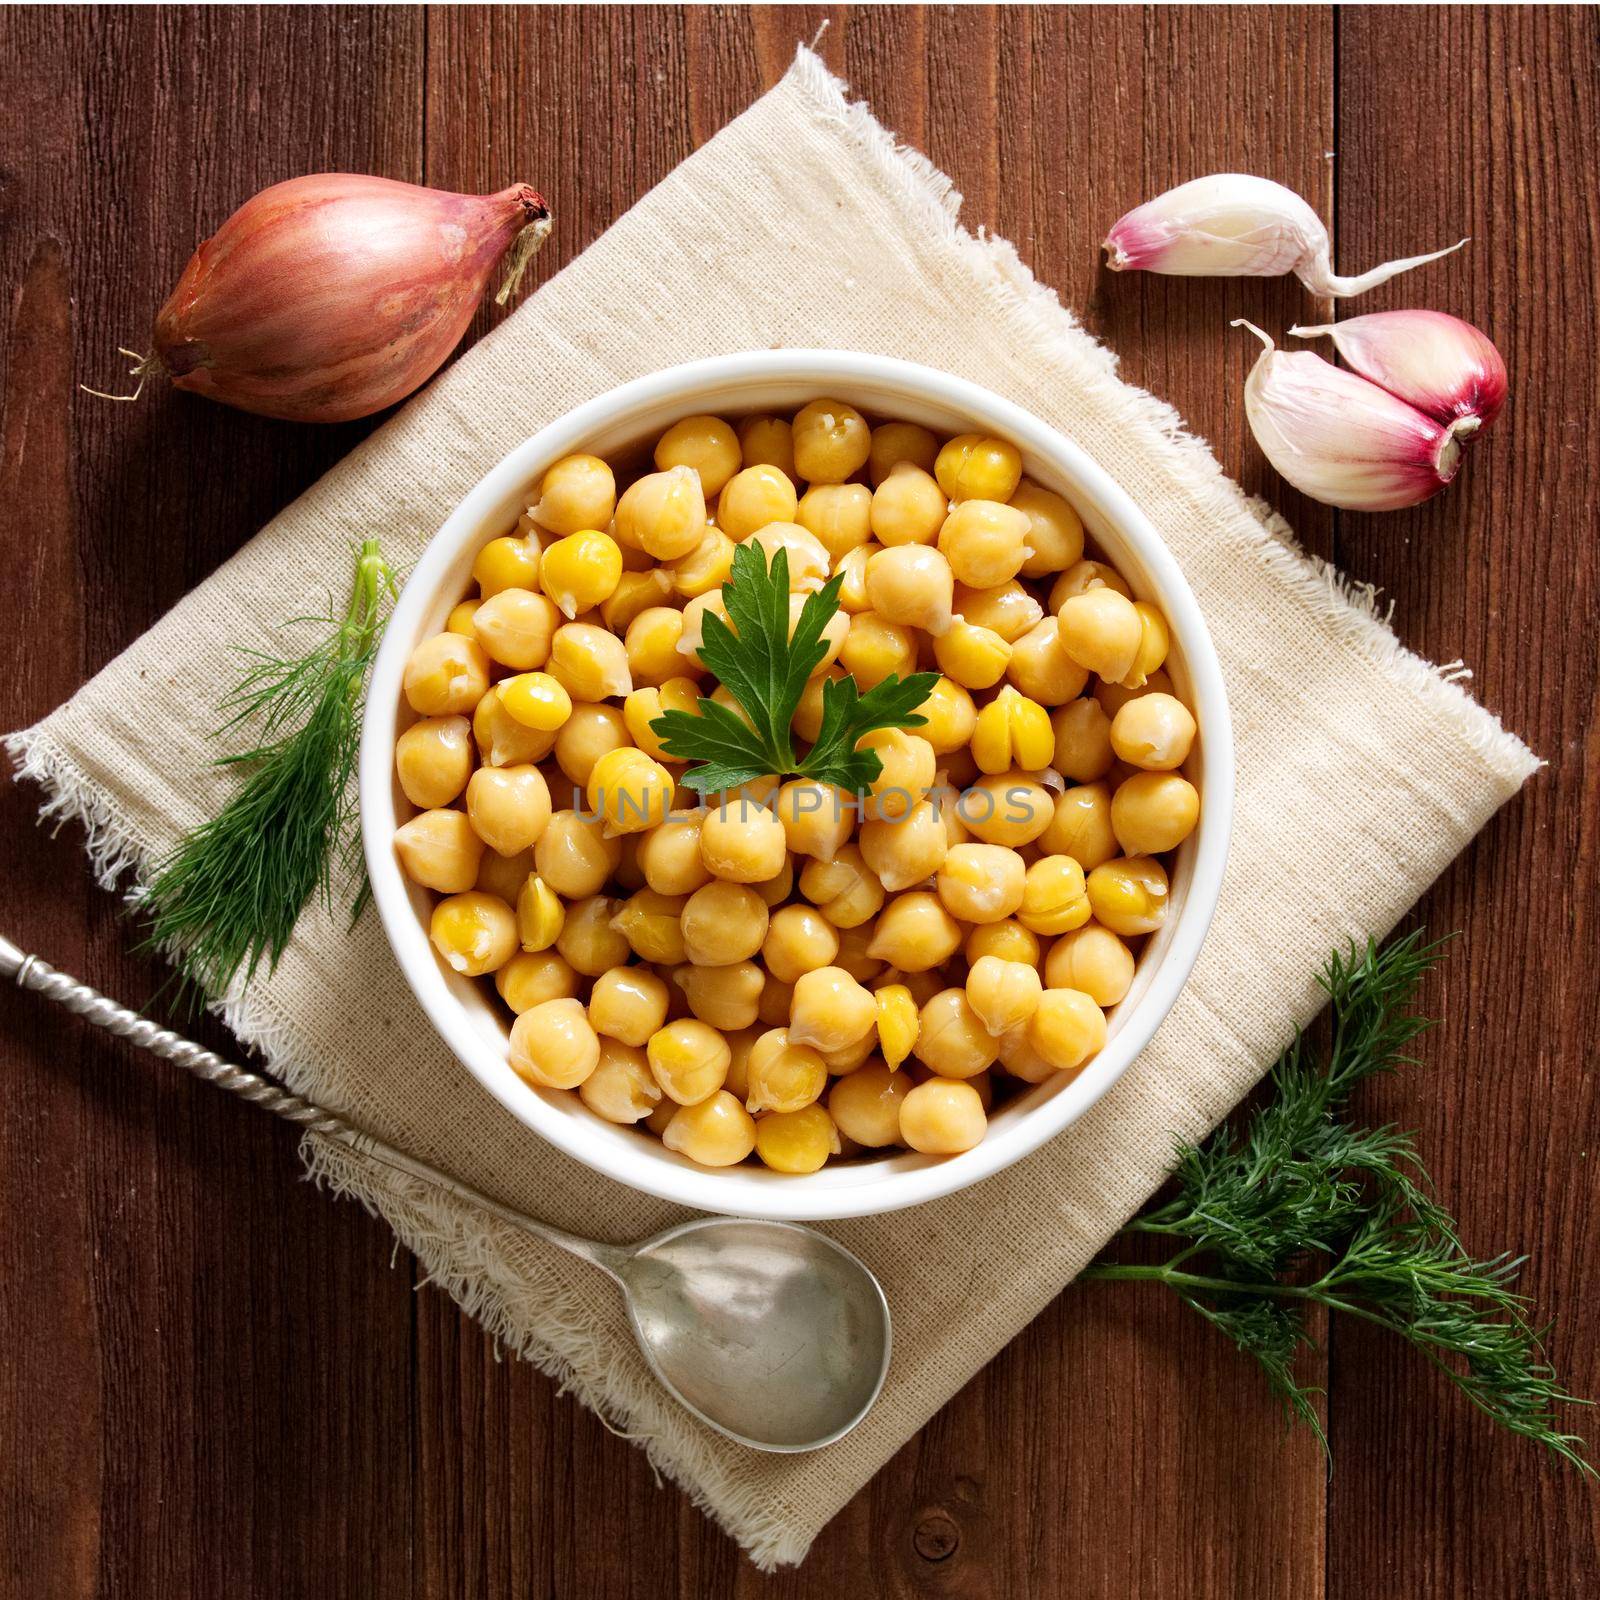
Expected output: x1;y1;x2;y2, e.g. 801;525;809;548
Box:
648;541;937;795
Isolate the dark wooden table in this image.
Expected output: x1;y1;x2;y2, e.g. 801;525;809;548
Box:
2;7;1597;1596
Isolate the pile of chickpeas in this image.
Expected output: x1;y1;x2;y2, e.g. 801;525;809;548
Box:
391;399;1201;1175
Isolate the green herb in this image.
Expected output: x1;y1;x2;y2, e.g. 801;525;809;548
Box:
140;539;397;996
649;541;938;794
1086;931;1593;1473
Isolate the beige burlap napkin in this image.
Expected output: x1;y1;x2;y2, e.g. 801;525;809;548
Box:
7;50;1537;1568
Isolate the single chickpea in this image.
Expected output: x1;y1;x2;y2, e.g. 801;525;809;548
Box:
859;728;936;822
396;715;473;809
915;677;978;756
1086;856;1170;936
395;809;485;893
472;588;559;672
680;880;769;965
474;534;542;597
754;1104;842;1174
1110;693;1197;771
586;747;673;834
799;845;886;930
914;988;1000;1078
1050;558;1133;608
797;483;874;561
498;671;572;736
662;1091;758;1166
938;500;1031;589
786;594;850;674
673;960;765;1031
1095;667;1175;723
528;454;616;536
495;949;579;1013
535;809;622;898
865;545;955;635
957;772;1055;848
1058;589;1142;683
1050;698;1115;783
698;796;787;883
647;1018;732;1106
874;984;920;1071
555;895;629;976
953;579;1044;642
668;524;736;599
1111;771;1200;855
509;997;600;1089
966;955;1044;1037
866;891;963;972
515;873;565;952
743;1028;829;1114
1045;924;1136;1007
465;764;552;857
474;685;557;768
1007;618;1090;706
933;619;1012;690
431;891;517;977
404;632;490;717
623;677;701;761
588;966;671;1047
718;464;798;539
601;568;675;634
611;888;688;965
1026;987;1107;1073
788;966;877;1053
834;544;877;613
829;1064;911;1147
538;530;623;621
868;420;940;485
637;810;712;896
972;685;1055;775
547;622;633;702
1018;855;1093;937
737;415;796;480
762;905;843;985
792;398;871;483
1012;481;1086;577
552;702;628;787
676;591;729;669
899;1078;987;1154
839;612;919;690
758;973;795;1028
965;917;1041;967
743;521;832;594
935;434;1023;504
579;1039;662;1124
773;779;855;863
654;415;741;496
935;842;1026;924
995;1026;1059;1083
859;799;949;894
1122;601;1171;689
445;600;480;637
614;466;707;560
1039;782;1119;871
869;462;948;547
477;845;534;904
833;923;886;985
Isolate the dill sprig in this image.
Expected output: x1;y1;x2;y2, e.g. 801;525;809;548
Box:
1086;931;1594;1473
139;539;397;997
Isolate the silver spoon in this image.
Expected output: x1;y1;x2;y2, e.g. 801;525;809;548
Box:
0;931;891;1453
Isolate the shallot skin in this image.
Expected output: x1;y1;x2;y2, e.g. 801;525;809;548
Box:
153;174;549;423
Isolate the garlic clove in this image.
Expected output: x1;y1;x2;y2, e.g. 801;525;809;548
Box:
1233;320;1469;512
1104;174;1466;299
1289;309;1507;431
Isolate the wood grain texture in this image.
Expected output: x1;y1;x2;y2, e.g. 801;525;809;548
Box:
0;6;1595;1597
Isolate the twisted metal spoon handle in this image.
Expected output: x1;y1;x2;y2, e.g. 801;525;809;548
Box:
0;930;625;1275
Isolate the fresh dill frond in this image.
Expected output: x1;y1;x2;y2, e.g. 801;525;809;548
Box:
139;539;397;997
1087;930;1594;1475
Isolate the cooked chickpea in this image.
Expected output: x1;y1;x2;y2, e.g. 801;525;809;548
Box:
995;1028;1058;1083
1040;782;1119;870
865;544;955;635
868;420;939;485
654;414;741;496
1012;481;1085;577
430;891;517;977
601;569;675;634
965;917;1041;967
799;845;885;929
899;1079;987;1154
957;771;1054;847
614;466;707;561
1111;771;1200;856
743;1028;828;1114
938;499;1031;589
965;954;1044;1037
954;579;1043;641
579;1039;662;1123
828;1064;911;1147
529;454;616;536
675;591;728;669
792;398;870;483
535;809;621;898
611;889;687;965
1110;692;1196;771
1058;588;1142;682
772;779;854;863
866;891;963;972
1095;667;1175;723
1050;698;1115;783
1018;855;1092;937
647;1019;731;1106
623;677;700;760
859;800;949;894
395;809;485;893
935;842;1025;924
754;1104;841;1174
915;988;1000;1078
552;894;627;975
787;966;877;1053
474;685;556;768
396;715;473;809
859;728;936;822
547;622;633;702
548;705;625;789
445;600;480;636
718;463;798;539
674;960;765;1031
743;521;831;593
668;524;736;600
786;593;850;675
473;534;541;597
914;677;977;756
1007;617;1090;705
468;588;555;672
637;810;712;896
584;747;671;835
834;544;876;613
1045;924;1136;1007
495;949;578;1013
477;845;533;903
758;974;795;1028
509;997;600;1089
404;632;490;716
696;796;786;883
869;462;948;547
1086;856;1170;936
936;433;1023;504
662;1091;757;1166
680;880;769;965
587;966;670;1047
1026;987;1107;1073
839;612;919;691
1050;558;1133;606
933;619;1012;690
833;923;886;985
464;764;551;857
873;983;919;1070
533;530;621;623
972;685;1054;774
762;905;842;985
515;872;565;952
737;415;796;479
797;483;873;560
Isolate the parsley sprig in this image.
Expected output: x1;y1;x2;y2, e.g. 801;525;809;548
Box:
650;542;938;794
1086;931;1594;1473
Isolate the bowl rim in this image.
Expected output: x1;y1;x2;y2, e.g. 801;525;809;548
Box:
360;349;1234;1220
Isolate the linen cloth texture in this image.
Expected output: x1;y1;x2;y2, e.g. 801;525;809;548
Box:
7;49;1537;1569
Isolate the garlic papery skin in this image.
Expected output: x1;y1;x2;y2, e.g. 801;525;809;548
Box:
1104;174;1467;298
1289;310;1508;431
1234;321;1470;511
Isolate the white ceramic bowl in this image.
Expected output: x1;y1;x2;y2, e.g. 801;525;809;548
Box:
360;351;1233;1221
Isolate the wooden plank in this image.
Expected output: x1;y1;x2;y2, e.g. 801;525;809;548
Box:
1330;8;1600;1597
